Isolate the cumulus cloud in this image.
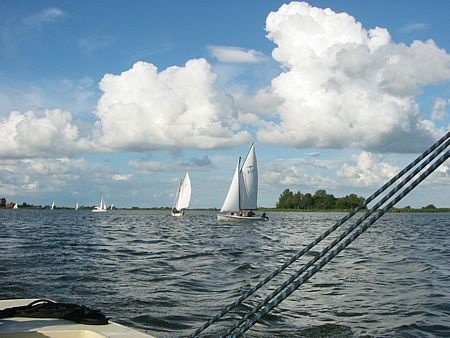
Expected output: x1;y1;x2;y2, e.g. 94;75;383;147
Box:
337;151;398;186
257;2;450;153
0;157;88;194
93;59;251;150
208;45;267;63
0;109;91;158
263;155;337;189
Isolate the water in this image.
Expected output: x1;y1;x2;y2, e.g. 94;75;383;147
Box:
1;209;449;337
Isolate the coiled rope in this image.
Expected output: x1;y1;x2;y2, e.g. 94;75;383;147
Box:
190;131;450;337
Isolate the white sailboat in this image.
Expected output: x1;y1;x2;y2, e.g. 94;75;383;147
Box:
13;203;18;209
92;194;107;213
51;202;55;210
75;202;79;210
217;143;268;222
171;172;191;216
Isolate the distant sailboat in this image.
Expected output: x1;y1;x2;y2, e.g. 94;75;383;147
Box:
51;202;55;210
13;203;18;209
217;143;268;222
75;202;79;210
92;194;107;213
171;172;191;217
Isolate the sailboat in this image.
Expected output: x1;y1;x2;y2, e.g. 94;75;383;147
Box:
13;203;18;209
217;143;268;222
171;172;191;216
75;202;79;210
51;202;55;210
92;194;107;213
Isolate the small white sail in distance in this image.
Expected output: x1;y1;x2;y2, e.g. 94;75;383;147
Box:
92;193;107;212
173;172;191;211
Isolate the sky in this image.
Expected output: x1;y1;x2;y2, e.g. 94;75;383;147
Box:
1;0;450;209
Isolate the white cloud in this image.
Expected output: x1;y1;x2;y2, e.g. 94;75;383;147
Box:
398;22;428;34
22;8;64;28
129;159;167;173
432;97;449;121
257;2;450;152
262;155;337;189
93;59;251;151
208;45;267;64
0;109;91;158
0;157;88;195
112;174;132;181
337;151;398;187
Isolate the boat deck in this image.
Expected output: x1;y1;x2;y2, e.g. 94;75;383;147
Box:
0;299;155;338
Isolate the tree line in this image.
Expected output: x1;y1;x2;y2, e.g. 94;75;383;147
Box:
276;189;365;210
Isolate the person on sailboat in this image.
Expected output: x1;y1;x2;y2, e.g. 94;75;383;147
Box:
172;207;185;215
247;210;255;217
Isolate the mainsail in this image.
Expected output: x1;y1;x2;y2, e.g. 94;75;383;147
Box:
173;172;191;211
240;143;258;210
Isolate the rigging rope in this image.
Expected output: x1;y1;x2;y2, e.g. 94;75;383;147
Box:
190;131;450;337
227;149;450;337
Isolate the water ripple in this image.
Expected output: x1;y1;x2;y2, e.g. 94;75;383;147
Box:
1;210;449;337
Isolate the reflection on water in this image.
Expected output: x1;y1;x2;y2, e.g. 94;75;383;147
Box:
1;209;449;337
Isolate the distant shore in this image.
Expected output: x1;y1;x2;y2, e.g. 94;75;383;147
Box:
3;206;450;213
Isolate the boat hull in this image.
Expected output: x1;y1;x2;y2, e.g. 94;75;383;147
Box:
217;213;267;222
171;211;185;217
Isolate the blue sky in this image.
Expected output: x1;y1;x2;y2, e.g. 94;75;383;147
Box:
1;0;450;209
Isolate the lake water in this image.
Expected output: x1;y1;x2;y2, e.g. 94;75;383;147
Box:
1;209;449;337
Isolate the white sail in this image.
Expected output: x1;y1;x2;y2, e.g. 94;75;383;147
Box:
240;143;258;210
92;193;107;212
219;143;259;212
51;202;55;210
75;202;79;210
174;172;191;211
220;158;242;212
13;203;18;209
